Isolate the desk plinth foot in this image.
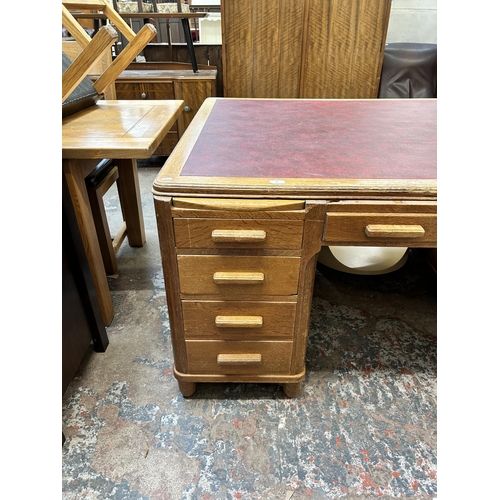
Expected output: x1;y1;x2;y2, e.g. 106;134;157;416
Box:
173;366;306;397
282;382;302;398
178;380;196;397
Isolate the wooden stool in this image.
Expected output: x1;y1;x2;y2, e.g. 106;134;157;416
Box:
86;159;127;275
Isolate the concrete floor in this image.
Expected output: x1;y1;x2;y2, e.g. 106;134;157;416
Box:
62;163;437;499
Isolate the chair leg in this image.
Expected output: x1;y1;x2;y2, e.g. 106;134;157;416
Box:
87;166;120;275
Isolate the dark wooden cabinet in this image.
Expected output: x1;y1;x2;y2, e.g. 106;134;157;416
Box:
63;174;109;397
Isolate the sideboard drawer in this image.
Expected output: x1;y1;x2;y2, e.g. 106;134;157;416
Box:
174;218;304;249
182;300;296;339
114;81;175;100
177;255;301;296
324;212;437;246
185;340;294;375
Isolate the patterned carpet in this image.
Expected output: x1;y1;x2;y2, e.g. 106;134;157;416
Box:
62;166;437;499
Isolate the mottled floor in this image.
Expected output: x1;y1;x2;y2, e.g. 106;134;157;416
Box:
62;164;437;500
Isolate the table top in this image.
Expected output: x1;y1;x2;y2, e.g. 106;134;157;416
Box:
153;98;437;200
62;100;184;159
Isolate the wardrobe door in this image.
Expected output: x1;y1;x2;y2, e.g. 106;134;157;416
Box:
302;0;392;98
222;0;305;98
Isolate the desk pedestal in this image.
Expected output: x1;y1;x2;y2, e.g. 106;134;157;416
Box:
154;197;436;397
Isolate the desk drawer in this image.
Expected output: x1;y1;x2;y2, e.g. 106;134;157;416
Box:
324;212;437;246
174;218;304;249
182;300;296;339
177;255;301;296
185;340;293;375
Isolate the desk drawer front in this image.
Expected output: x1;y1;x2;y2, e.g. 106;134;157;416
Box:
174;218;304;249
324;212;437;246
182;301;296;339
186;340;293;375
177;255;301;295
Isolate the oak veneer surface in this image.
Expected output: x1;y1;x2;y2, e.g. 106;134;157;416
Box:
221;0;391;98
62;100;183;159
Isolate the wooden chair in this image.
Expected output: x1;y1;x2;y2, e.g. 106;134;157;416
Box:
85;159;126;275
62;0;157;102
62;0;157;274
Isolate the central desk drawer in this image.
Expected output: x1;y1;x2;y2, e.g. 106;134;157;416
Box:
324;212;437;246
185;340;294;375
174;218;304;249
182;300;296;339
177;255;301;296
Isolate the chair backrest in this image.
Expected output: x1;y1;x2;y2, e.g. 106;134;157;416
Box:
62;0;157;102
378;43;437;99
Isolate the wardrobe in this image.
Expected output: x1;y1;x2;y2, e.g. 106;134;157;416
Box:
221;0;392;98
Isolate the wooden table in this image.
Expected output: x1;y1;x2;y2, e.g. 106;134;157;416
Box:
152;98;437;397
63;99;184;326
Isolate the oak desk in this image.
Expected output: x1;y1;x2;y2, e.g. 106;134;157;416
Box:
152;98;437;397
63;99;184;326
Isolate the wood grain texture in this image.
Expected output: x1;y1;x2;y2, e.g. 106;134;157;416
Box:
114;159;146;246
185;340;294;375
62;4;92;48
154;196;189;372
177;255;301;296
221;0;390;98
93;24;157;94
289;201;326;374
303;0;391;98
62;25;118;102
324;212;437;247
172;198;305;211
62;100;184;159
113;68;216;155
63;158;114;326
173;218;304;249
182;300;296;339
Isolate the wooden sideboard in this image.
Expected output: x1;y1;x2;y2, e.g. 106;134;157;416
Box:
114;63;217;155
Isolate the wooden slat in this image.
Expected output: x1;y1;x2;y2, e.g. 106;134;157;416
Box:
62;24;118;102
173;198;305;211
93;24;157;94
62;4;92;47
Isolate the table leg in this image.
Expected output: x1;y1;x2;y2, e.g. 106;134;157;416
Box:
63;158;115;327
114;159;146;247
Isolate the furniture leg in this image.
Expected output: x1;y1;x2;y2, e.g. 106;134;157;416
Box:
181;17;198;73
282;383;301;398
178;380;196;397
63;158;115;326
114;159;146;247
87;165;120;275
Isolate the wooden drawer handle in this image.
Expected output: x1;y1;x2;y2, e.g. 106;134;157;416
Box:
215;316;263;328
217;353;262;365
211;229;267;243
365;224;426;238
213;272;264;284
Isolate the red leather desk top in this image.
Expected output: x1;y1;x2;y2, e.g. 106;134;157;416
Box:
153;98;437;199
181;99;436;179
